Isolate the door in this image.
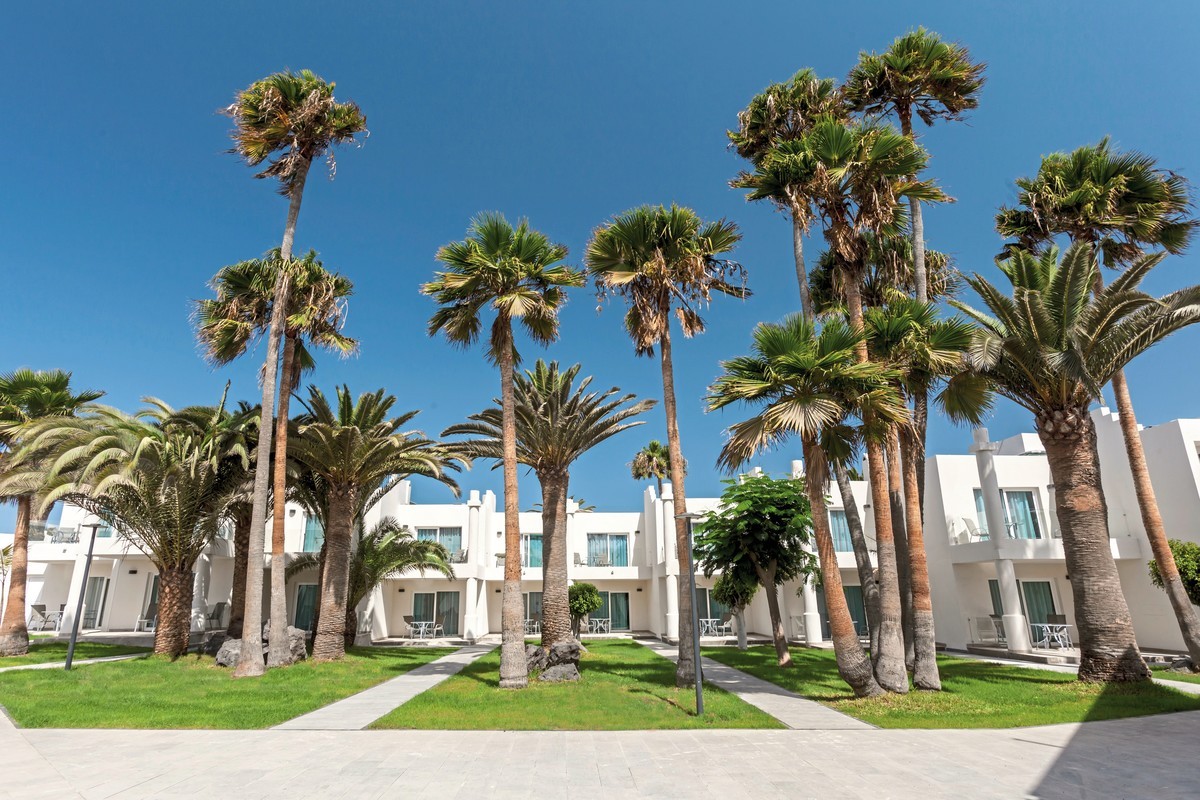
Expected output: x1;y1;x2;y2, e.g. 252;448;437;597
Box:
843;585;867;636
294;584;318;632
1004;491;1042;539
83;576;109;629
609;592;630;631
303;517;324;552
436;591;460;636
1021;581;1056;625
524;591;543;622
988;579;1004;615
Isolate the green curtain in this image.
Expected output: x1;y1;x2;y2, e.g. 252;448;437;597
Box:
829;510;853;552
597;591;610;621
587;534;606;566
843;586;867;635
1021;581;1056;625
1006;492;1042;539
525;592;543;621
525;535;543;567
609;535;628;567
294;584;318;632
303;517;325;552
609;593;630;630
973;489;989;537
436;591;460;636
988;579;1004;615
413;592;435;623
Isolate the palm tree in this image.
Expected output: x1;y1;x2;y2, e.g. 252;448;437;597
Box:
288;386;462;661
845;27;985;304
996;140;1200;668
10;400;252;657
287;518;454;647
423;213;584;689
629;440;678;495
709;315;908;696
224;69;366;677
729;68;843;318
587;204;747;687
444;360;653;648
952;243;1200;682
0;369;102;657
195;248;357;665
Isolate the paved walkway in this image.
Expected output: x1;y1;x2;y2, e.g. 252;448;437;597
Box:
0;653;148;674
638;639;871;730
272;644;495;731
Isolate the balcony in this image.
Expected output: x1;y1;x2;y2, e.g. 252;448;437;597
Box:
949;528;1142;564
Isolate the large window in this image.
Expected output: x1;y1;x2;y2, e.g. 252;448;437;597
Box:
303;516;324;552
1020;581;1057;625
973;489;1045;540
521;533;543;567
294;584;318;632
595;591;630;630
416;527;463;555
524;591;542;622
413;591;460;636
973;489;989;536
694;588;731;622
829;510;853;552
586;533;628;567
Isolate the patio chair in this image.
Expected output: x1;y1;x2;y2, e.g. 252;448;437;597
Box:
206;602;227;630
137;603;158;632
28;604;48;631
573;553;584;567
595;553;611;568
988;614;1007;644
402;615;416;638
715;613;734;636
431;614;446;637
962;518;989;542
450;549;467;564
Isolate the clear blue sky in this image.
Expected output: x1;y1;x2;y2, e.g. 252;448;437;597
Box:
5;1;1200;527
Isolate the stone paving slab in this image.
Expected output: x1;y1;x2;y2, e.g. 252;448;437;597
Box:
638;639;872;730
272;644;495;731
0;652;149;673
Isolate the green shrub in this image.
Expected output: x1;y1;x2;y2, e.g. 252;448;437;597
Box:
1148;539;1200;606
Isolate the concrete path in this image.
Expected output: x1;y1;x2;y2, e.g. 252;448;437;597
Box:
0;653;149;674
638;639;871;730
272;644;495;731
948;649;1200;695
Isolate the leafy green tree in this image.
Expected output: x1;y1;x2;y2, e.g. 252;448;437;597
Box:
195;249;357;664
694;476;817;666
224;69;366;678
1150;541;1200;608
0;369;102;656
444;361;652;649
587;203;746;688
568;582;603;639
423;213;584;689
952;243;1200;682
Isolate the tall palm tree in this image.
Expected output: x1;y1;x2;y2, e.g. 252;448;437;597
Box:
444;361;653;648
587;203;746;687
996;140;1200;668
9;399;252;657
845;27;985;304
629;440;676;495
729;68;843;319
423;213;584;688
0;369;102;657
709;315;907;697
287;517;454;647
224;69;366;677
288;386;462;661
952;243;1200;682
195;248;357;665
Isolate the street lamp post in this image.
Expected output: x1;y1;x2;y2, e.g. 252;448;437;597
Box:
65;523;101;671
675;511;704;716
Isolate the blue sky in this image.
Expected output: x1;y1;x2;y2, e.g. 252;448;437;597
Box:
5;1;1200;526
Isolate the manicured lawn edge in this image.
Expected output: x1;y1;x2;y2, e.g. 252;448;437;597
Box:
0;642;151;668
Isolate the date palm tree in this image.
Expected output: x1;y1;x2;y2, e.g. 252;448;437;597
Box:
195;248;357;664
423;213;583;688
709;315;907;696
587;204;747;687
629;440;676;495
952;243;1200;682
444;360;653;648
0;369;102;656
996;140;1200;668
224;69;366;677
288;386;462;661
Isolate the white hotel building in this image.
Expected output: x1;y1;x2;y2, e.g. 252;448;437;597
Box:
8;405;1200;658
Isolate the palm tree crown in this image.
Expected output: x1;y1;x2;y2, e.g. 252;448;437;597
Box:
0;369;103;448
630;440;679;490
728;68;844;164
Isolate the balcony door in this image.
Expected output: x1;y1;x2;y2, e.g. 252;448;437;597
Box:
294;584;318;632
414;591;460;636
82;576;109;629
1003;491;1043;539
596;591;630;631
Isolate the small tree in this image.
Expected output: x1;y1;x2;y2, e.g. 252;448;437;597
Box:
569;582;603;639
1150;540;1200;607
693;475;817;666
713;571;758;650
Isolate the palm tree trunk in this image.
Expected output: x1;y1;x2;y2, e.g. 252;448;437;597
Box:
154;565;194;658
834;462;881;655
901;108;931;517
913;391;929;513
1110;369;1200;666
845;278;908;693
267;335;298;666
803;440;883;697
1037;408;1149;682
235;158;310;677
496;320;528;689
886;427;915;670
901;428;941;690
312;489;353;661
660;328;697;688
752;559;791;667
227;506;252;638
0;495;32;656
790;202;813;320
539;470;571;648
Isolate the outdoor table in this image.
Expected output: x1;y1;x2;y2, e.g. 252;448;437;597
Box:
411;620;436;639
45;611;63;631
588;618;610;634
699;618;719;636
1030;622;1072;649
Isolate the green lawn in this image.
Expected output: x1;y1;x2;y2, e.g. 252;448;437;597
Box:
704;645;1200;729
0;641;149;667
372;639;782;730
1152;664;1200;685
0;645;454;729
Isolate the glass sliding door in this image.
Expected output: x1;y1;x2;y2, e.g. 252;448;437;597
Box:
973;489;989;537
435;591;460;636
82;576;109;628
829;510;853;552
1004;491;1042;539
987;579;1004;615
413;592;435;624
586;534;628;566
1021;581;1056;625
294;584;318;632
522;534;543;567
303;517;324;552
843;586;867;635
609;592;630;630
524;591;543;622
608;535;628;566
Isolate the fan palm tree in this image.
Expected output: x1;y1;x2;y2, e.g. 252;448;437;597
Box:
195;248;357;665
996;140;1200;668
224;69;366;677
708;315;908;696
729;68;843;318
9;400;252;657
587;203;747;688
287;517;454;648
952;243;1200;682
845;27;985;304
444;361;653;648
629;440;679;495
288;386;462;661
423;213;584;688
0;369;102;657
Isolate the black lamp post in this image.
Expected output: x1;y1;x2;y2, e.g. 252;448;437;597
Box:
675;511;704;716
65;523;101;671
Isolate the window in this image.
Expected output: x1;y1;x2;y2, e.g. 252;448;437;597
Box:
1003;491;1042;539
303;517;324;552
694;588;730;622
417;527;463;555
97;523;114;538
987;579;1004;616
413;591;460;636
829;510;853;552
294;584;318;632
973;489;989;536
83;576;109;629
586;533;629;566
1019;581;1057;625
521;533;543;567
595;591;631;630
524;591;542;622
